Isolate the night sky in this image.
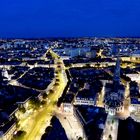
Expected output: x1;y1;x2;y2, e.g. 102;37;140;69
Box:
0;0;140;38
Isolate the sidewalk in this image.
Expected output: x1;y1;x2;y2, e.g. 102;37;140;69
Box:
56;111;85;140
102;115;119;140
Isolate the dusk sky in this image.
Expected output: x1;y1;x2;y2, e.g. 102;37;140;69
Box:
0;0;140;38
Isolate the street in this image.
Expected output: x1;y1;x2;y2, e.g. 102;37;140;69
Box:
15;50;68;140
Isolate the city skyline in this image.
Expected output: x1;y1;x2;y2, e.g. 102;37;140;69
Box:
0;38;140;140
1;0;140;140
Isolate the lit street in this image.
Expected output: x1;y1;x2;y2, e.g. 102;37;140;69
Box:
17;52;68;140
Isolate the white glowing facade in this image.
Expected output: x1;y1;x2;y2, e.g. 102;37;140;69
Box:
1;68;11;81
129;98;140;122
62;103;74;113
126;73;140;82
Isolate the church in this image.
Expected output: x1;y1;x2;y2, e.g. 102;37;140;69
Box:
104;54;125;115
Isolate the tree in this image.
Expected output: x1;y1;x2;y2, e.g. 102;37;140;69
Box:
84;63;91;68
19;106;26;114
112;119;114;124
45;126;52;133
105;63;108;67
95;63;100;68
57;97;63;107
67;63;72;67
30;98;41;109
50;116;58;125
56;79;60;82
108;134;112;140
42;92;48;99
41;133;48;140
78;137;83;140
54;83;59;86
55;71;59;74
13;130;27;140
41;100;46;105
49;89;54;94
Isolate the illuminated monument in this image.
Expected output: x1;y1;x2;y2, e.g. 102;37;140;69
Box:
104;50;125;115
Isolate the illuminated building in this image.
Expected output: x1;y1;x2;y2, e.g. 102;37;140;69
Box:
1;67;11;81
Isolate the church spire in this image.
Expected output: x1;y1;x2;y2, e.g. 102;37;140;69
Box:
113;46;121;88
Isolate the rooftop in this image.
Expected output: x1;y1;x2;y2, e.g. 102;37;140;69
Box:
0;118;16;136
131;98;140;105
76;88;96;100
75;105;107;140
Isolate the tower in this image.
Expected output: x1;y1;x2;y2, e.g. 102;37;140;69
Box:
113;56;121;86
104;47;124;115
113;46;121;91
